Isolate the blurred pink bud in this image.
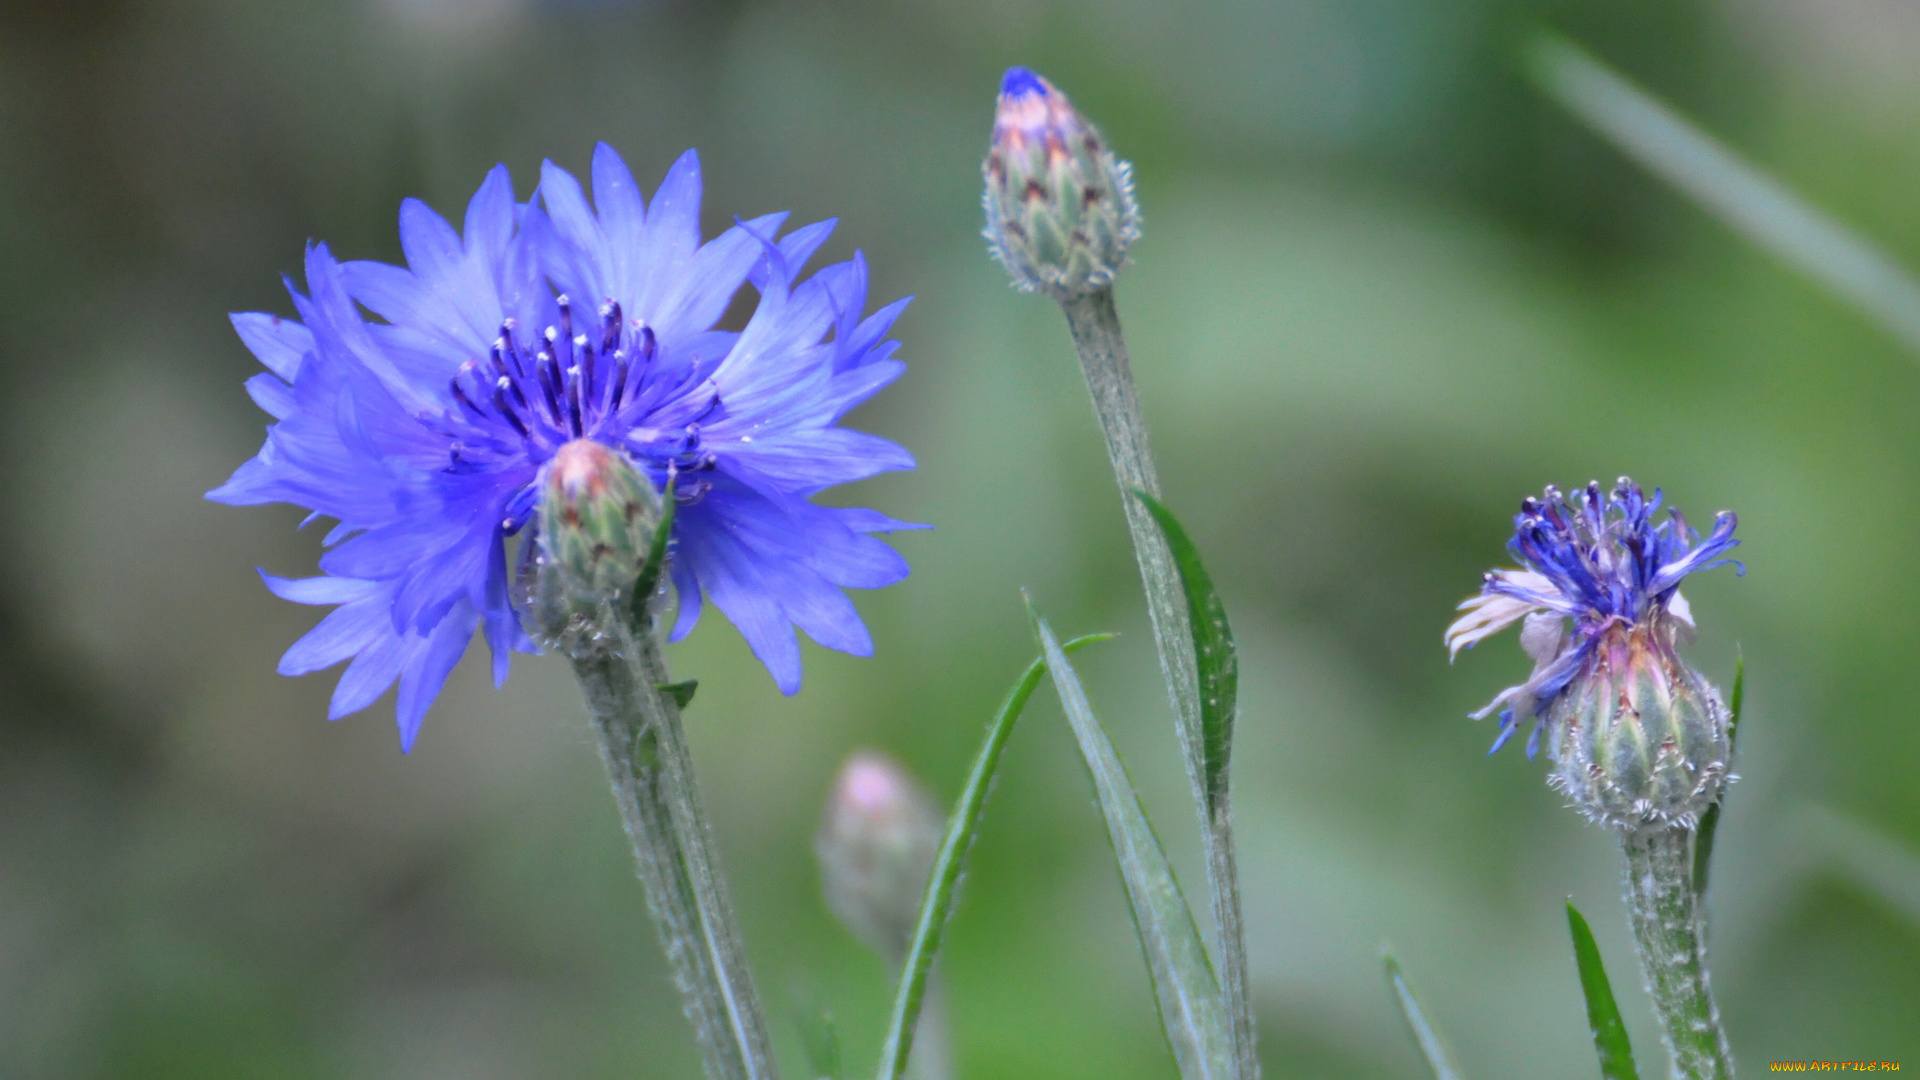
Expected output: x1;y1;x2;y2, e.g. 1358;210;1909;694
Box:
816;750;944;959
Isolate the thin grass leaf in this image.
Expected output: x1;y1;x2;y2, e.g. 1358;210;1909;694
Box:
1382;950;1463;1080
873;632;1114;1080
1029;601;1232;1080
1565;902;1642;1080
1522;31;1920;355
1693;652;1743;898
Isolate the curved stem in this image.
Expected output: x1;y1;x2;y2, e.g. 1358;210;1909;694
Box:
1621;826;1734;1080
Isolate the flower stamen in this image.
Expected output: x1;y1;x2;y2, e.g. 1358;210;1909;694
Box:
492;378;531;438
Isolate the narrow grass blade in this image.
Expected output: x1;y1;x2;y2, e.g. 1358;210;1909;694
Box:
1565;902;1642;1080
1382;950;1463;1080
1134;490;1255;1077
1693;652;1743;898
1523;31;1920;356
873;632;1114;1080
1030;602;1232;1080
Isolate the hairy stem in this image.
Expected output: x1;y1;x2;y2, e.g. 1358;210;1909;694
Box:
1059;287;1257;1078
567;614;780;1080
1621;826;1734;1080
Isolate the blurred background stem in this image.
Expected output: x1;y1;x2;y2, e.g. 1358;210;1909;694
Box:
1524;31;1920;356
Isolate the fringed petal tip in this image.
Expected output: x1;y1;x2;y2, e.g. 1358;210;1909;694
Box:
1484;709;1545;758
1487;709;1519;755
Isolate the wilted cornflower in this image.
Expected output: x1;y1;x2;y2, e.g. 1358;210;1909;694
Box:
982;67;1139;301
211;145;920;749
1446;479;1742;828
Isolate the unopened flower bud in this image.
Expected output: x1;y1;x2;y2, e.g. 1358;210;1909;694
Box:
816;750;944;960
519;439;662;648
982;67;1140;301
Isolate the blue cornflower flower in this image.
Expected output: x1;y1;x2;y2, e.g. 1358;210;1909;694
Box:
211;145;920;749
1445;478;1741;760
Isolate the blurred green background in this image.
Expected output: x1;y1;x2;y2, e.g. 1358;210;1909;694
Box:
3;0;1919;1075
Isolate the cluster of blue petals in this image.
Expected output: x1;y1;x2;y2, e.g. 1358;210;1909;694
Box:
1480;479;1741;755
210;145;920;750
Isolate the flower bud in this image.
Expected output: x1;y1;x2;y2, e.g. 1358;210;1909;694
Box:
518;439;662;648
1546;615;1732;830
815;750;944;960
982;67;1140;301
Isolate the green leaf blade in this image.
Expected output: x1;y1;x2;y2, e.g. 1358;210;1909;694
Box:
1566;901;1642;1080
1382;950;1464;1080
1029;602;1232;1080
873;632;1114;1080
1134;491;1237;818
1134;491;1256;1080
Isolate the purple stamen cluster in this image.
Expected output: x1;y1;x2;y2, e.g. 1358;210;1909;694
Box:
443;298;720;520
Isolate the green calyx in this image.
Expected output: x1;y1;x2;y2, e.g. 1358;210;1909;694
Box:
1548;616;1732;831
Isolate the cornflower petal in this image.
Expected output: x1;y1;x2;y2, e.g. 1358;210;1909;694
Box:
230;312;312;380
749;218;838;290
1445;569;1555;660
588;143;648;293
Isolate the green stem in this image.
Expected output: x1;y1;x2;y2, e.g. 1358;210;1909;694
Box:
567;614;780;1080
1621;826;1734;1080
1059;288;1257;1078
